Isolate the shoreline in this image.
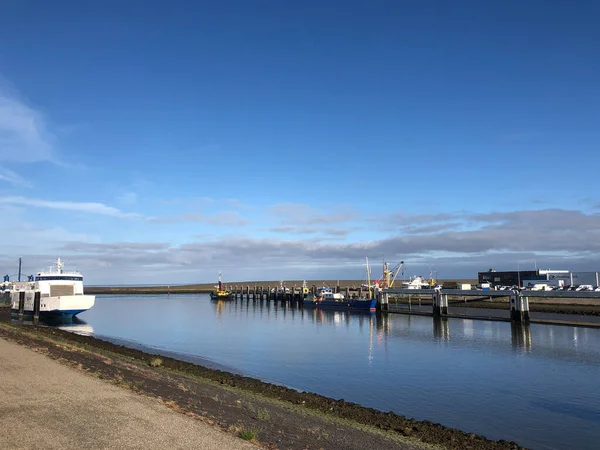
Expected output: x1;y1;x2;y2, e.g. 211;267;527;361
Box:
0;318;524;450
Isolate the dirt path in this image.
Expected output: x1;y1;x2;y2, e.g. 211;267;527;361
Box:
0;337;257;450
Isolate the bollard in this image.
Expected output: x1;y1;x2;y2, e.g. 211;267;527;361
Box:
379;291;389;311
510;289;530;323
432;288;447;317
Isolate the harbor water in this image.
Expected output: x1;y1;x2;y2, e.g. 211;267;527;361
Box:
52;294;600;449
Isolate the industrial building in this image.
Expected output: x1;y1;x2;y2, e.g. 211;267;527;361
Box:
478;269;538;287
478;269;600;288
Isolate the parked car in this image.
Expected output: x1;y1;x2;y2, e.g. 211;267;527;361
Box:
576;285;593;291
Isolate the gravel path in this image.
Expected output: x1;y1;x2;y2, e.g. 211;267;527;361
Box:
0;338;257;450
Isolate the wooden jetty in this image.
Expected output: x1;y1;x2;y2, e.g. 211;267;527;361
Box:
222;283;371;302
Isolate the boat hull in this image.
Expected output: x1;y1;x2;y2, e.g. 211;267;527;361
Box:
11;309;90;319
303;298;377;311
210;291;233;300
11;292;95;318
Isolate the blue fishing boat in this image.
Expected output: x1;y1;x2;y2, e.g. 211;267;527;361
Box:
303;287;377;311
303;258;377;311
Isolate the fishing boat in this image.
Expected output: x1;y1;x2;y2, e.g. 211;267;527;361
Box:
303;258;377;311
9;258;95;318
210;272;232;300
402;275;433;289
303;287;377;311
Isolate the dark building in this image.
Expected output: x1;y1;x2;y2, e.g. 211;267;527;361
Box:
478;270;542;287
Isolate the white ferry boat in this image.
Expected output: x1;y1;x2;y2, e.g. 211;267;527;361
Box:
10;258;95;318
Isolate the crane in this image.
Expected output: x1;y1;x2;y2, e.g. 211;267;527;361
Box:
378;260;404;289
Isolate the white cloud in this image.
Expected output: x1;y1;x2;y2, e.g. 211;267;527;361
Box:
0;196;141;219
3;206;600;284
46;207;600;283
0;168;32;187
0;85;53;163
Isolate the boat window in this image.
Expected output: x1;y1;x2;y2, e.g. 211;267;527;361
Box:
35;276;83;281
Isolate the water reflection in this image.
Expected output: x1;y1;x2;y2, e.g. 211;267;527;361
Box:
210;297;600;368
433;318;450;342
511;323;532;353
12;315;94;336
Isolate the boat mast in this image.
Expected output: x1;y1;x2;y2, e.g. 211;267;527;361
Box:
218;271;222;291
366;257;371;300
56;257;64;274
18;257;22;282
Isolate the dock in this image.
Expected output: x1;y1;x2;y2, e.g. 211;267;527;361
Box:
380;287;600;325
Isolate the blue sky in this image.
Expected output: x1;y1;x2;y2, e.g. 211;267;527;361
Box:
1;0;599;284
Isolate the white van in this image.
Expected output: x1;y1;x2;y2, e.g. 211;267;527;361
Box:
530;284;550;291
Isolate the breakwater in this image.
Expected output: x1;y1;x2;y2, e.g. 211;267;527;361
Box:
84;279;478;295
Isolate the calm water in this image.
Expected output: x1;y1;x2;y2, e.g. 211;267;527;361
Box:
54;294;600;450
